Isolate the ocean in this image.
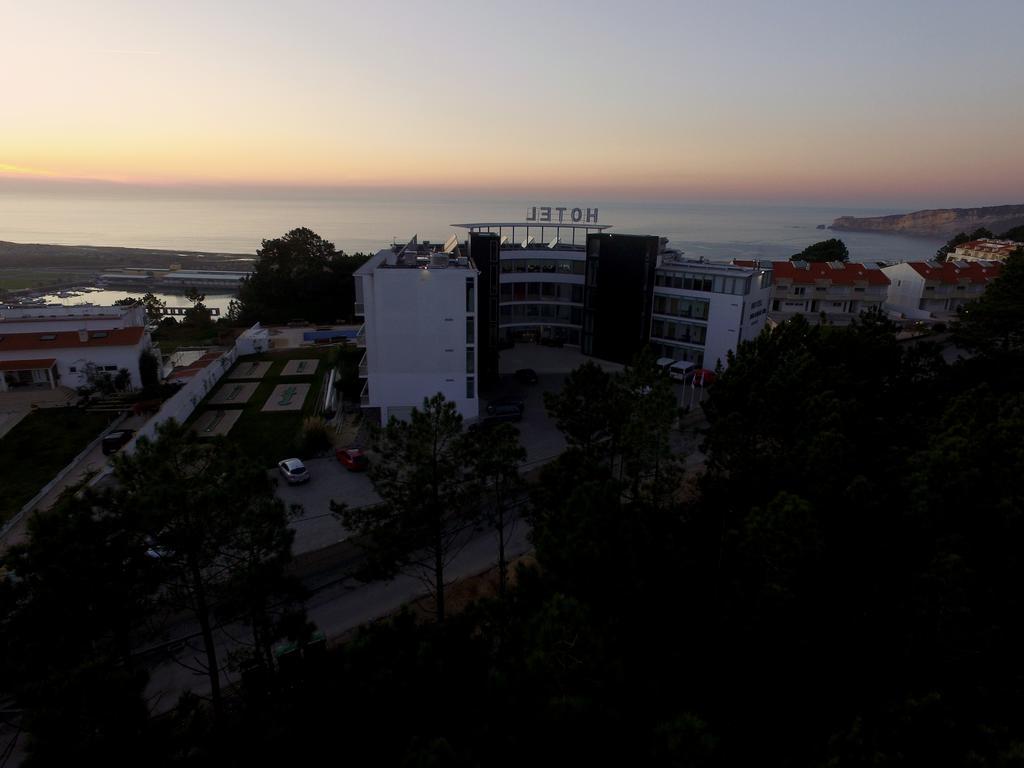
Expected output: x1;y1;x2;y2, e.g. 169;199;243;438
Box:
0;188;945;264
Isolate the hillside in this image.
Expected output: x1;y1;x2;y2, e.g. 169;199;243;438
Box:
831;204;1024;238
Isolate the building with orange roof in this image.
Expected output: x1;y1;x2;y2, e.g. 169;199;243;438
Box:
881;260;1002;321
0;306;153;392
738;260;891;325
950;238;1021;263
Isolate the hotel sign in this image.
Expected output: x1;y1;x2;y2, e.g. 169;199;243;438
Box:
526;205;599;224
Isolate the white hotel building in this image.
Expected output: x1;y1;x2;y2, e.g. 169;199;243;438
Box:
354;216;772;423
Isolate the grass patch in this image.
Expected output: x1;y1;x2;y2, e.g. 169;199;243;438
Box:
0;271;93;290
190;347;335;468
0;408;113;523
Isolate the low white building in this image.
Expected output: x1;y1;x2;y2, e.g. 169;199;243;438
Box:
0;304;153;392
354;238;478;423
651;256;772;369
0;303;146;333
0;327;153;392
882;260;1002;321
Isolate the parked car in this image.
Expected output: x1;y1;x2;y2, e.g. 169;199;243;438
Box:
336;447;369;472
482;402;524;425
101;429;134;455
514;368;538;384
668;361;697;382
486;398;524;416
278;458;310;484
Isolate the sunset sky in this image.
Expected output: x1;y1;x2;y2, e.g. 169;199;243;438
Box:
2;0;1023;204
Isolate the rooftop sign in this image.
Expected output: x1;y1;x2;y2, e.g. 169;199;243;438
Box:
526;206;599;224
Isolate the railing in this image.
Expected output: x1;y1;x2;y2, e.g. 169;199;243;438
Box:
360;381;370;407
357;353;367;378
353;302;364;317
356;324;366;348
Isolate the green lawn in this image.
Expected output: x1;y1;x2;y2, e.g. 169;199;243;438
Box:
0;408;113;524
190;347;333;468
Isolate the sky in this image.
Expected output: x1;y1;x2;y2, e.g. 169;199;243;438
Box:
2;0;1023;205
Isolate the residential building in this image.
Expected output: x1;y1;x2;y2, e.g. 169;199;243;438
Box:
652;256;772;368
949;238;1021;263
761;260;891;324
882;259;1002;320
0;304;153;392
354;237;478;424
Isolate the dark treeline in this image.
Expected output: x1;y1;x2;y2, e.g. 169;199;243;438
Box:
2;254;1024;766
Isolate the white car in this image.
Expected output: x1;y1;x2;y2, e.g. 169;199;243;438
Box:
278;458;310;484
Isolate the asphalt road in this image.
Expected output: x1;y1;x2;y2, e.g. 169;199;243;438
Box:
141;511;532;715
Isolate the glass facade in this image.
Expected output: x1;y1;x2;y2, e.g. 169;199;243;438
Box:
500;281;584;303
654;271;752;295
652;294;710;320
500;259;586;275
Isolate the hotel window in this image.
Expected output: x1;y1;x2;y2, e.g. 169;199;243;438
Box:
466;348;475;373
466;317;475;344
466;377;475;399
465;278;475;312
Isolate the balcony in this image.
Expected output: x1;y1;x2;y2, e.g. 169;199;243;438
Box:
358;353;367;378
356;324;366;348
360;381;370;407
354;302;365;317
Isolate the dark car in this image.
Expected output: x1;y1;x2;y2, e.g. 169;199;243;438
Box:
480;403;524;426
101;429;134;455
514;368;538;384
336;447;370;472
486;398;524;416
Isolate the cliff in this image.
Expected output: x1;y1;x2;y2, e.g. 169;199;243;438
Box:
831;204;1024;238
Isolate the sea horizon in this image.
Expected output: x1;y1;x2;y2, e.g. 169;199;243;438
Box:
0;188;950;264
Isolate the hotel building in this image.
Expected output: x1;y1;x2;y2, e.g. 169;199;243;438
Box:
355;217;772;423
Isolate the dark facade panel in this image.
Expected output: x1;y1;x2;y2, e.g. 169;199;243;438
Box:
582;233;659;364
468;232;501;389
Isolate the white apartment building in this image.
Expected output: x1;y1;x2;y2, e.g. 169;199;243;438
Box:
882;260;1002;321
354;238;478;424
650;256;772;369
761;260;891;325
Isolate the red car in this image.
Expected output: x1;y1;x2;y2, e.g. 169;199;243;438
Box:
336;447;370;472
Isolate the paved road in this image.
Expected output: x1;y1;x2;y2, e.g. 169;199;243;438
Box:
141;512;532;715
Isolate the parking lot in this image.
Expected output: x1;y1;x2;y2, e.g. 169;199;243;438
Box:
270;456;382;556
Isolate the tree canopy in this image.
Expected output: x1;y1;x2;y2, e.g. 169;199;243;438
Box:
235;227;369;325
790;237;849;262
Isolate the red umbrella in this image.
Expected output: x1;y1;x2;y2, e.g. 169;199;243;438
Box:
691;368;717;387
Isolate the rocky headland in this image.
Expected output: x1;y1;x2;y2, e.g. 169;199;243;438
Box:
831;204;1024;238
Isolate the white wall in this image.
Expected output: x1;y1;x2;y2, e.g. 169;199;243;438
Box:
236;322;270;355
882;263;925;315
120;345;238;455
0;337;152;390
363;263;478;422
